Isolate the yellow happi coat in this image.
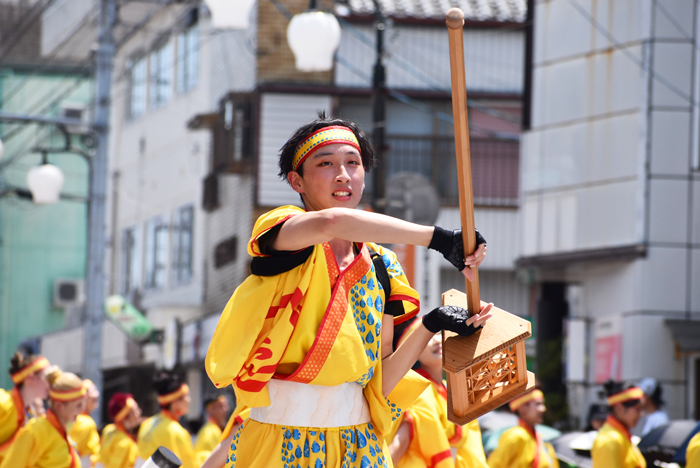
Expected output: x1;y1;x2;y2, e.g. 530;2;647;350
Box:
591;417;646;468
0;410;80;468
68;413;100;466
136;411;195;468
0;387;30;464
687;432;700;468
194;418;224;466
386;370;488;468
205;206;427;468
99;424;137;468
487;420;559;468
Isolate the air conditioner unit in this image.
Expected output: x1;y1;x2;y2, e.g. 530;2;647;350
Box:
59;104;91;135
53;278;86;308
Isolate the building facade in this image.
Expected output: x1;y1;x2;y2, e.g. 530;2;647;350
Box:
520;0;700;425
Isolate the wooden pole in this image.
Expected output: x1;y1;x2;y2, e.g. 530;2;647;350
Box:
446;8;480;316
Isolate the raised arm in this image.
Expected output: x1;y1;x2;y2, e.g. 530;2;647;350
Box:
273;208;433;251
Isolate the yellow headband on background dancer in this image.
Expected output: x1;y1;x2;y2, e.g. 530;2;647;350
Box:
607;387;643;406
293;126;361;171
157;384;190;406
11;356;50;385
509;389;544;411
49;373;87;402
115;397;137;422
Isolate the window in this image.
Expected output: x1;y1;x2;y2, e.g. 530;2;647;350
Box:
150;41;173;108
145;216;168;289
127;56;147;119
177;24;199;93
171;205;194;284
121;227;140;294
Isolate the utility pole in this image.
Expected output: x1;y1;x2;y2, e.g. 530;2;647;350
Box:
370;0;387;213
83;0;116;425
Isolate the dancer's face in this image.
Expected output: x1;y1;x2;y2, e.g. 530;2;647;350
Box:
288;143;365;212
417;333;443;372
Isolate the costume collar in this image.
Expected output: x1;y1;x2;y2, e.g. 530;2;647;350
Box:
415;368;447;400
161;409;180;423
518;418;541;468
46;409;78;468
605;415;632;441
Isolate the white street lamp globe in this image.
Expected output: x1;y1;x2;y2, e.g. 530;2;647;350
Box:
287;11;341;72
0;138;4;162
206;0;256;29
27;164;64;204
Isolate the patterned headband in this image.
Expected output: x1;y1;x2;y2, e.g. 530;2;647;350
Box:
50;385;87;403
607;387;643;406
11;357;50;385
157;383;190;406
292;126;361;171
115;398;137;423
509;389;544;411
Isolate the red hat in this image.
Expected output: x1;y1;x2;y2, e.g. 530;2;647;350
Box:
108;393;137;422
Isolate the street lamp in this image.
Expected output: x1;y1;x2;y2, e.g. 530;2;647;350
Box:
26;163;65;205
287;1;341;72
0;138;4;162
206;0;256;29
287;0;387;211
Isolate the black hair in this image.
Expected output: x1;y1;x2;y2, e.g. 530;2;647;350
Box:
153;371;183;396
278;111;375;183
603;379;641;408
648;382;664;408
9;351;41;388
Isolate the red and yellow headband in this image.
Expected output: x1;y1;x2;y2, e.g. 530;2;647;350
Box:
157;384;190;406
11;357;50;385
115;397;137;423
50;385;87;403
292;126;361;171
509;389;544;411
607;387;643;406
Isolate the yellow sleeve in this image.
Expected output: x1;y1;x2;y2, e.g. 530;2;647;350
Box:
591;436;623;468
369;244;420;323
247;205;305;257
406;391;454;468
0;390;18;448
455;420;488;468
687;432;700;468
219;407;250;443
194;423;221;453
0;424;38;468
69;415;101;456
545;442;560;468
173;426;196;468
487;428;529;468
105;437;137;468
364;367;429;436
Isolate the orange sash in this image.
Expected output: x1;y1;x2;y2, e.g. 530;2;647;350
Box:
0;388;27;452
518;418;541;468
605;416;644;468
46;409;78;468
275;242;372;383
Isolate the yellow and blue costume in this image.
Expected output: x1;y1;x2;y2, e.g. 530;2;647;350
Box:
206;205;428;467
687;431;700;468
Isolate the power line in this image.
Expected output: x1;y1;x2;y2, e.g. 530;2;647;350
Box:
567;0;698;108
0;0;58;64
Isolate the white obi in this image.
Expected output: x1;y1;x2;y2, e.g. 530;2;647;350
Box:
249;380;371;428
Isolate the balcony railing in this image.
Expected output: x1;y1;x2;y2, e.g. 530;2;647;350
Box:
373;134;519;207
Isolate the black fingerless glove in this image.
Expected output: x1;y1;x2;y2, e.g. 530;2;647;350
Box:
422;305;480;336
428;227;487;271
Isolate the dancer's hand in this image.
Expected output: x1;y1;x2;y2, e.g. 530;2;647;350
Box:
422;302;493;336
428;227;487;280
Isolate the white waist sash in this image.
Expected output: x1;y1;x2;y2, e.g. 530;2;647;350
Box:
249;380;371;428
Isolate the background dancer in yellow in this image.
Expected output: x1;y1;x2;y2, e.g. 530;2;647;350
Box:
0;352;51;464
136;371;195;468
487;388;559;468
0;368;86;468
591;380;645;468
194;395;230;465
69;379;101;467
387;318;488;468
206;113;493;468
99;393;141;468
199;400;250;468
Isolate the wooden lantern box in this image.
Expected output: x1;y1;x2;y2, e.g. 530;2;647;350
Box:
442;289;535;425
